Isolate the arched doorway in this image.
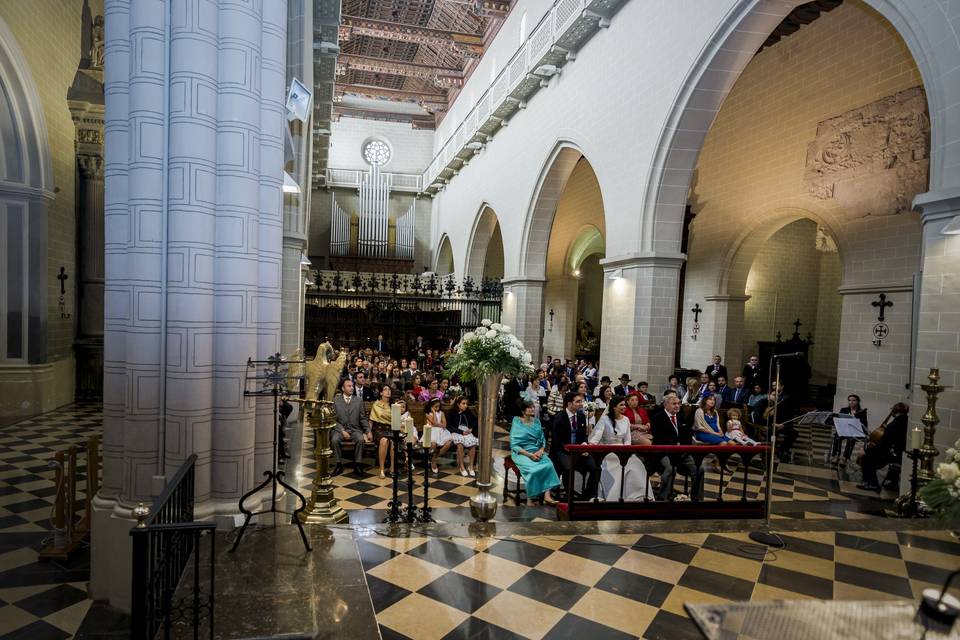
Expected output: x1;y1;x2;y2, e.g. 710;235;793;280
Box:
435;234;455;275
538;158;606;362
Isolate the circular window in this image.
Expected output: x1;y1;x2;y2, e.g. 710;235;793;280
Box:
362;139;391;166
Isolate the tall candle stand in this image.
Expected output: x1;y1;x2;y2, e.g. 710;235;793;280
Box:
403;438;418;523
383;429;405;523
917;368;945;486
418;427;435;523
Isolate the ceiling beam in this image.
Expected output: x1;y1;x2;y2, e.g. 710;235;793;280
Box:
336;83;449;105
334;105;437;129
338;16;484;55
337;53;463;80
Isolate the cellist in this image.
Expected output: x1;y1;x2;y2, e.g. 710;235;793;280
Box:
857;402;909;492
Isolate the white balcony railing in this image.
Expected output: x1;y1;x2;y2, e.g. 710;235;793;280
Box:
325;168;423;192
421;0;623;192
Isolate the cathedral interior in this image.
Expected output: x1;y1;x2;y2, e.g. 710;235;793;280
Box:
1;0;960;638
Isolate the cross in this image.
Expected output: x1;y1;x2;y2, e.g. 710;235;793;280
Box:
872;293;893;322
691;303;702;323
57;267;68;295
792;318;802;337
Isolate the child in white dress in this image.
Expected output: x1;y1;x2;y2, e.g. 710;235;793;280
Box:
724;408;758;445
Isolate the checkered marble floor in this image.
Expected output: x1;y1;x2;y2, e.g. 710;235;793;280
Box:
0;402;105;639
359;528;960;640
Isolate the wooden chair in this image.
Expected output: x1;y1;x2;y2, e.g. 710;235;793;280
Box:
502;456;526;505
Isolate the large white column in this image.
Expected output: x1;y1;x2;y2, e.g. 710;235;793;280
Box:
93;0;287;611
912;189;960;450
501;277;546;363
703;294;749;369
599;255;684;385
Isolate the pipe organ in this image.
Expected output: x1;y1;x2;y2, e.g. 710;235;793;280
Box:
395;201;416;260
329;165;416;263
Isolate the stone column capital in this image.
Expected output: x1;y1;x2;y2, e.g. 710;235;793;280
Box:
599;252;686;271
837;281;913;295
501;276;547;287
78;153;104;180
913;187;960;224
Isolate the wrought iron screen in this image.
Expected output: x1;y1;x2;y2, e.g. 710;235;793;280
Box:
304;271;503;354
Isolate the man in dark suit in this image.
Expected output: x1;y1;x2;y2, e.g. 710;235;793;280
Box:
353;372;377;401
331;379;371;475
373;334;389;354
723;376;749;405
650;394;704;501
614;374;634;396
550;392;599;499
742;355;764;389
705;355;727;382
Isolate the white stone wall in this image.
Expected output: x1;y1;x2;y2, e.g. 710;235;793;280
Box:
329;117;434;174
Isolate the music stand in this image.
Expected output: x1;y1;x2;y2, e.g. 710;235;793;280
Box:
230;354;311;553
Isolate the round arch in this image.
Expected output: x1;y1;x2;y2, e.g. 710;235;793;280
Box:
0;15;53;193
519;141;608;279
464;205;504;280
641;0;956;255
434;234;455;276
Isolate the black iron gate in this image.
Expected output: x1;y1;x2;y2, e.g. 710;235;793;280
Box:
304;272;503;355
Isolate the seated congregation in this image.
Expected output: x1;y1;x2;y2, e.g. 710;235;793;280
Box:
318;341;908;515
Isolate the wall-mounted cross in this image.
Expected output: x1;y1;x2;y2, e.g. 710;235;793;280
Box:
792;318;802;336
691;303;702;323
872;293;893;322
57;267;68;295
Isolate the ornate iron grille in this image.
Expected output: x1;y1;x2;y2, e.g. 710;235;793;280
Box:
304;271;503;354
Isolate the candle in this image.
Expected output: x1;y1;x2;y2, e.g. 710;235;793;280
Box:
911;426;923;451
406;423;416;444
423;424;432;445
391;403;401;431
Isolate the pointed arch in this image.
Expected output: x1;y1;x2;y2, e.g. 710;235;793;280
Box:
464;204;504;280
434;234;455;276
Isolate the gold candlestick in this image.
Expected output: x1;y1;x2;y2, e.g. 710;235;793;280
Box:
917;368;945;487
295;399;348;524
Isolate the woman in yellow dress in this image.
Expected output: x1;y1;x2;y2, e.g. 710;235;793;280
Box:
368;384;396;479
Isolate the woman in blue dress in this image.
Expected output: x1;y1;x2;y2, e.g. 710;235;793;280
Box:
693;393;729;444
510;400;560;506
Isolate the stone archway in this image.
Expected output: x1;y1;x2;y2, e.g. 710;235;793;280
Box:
642;0;956;256
435;234;455;275
0;16;54;414
464;205;504;280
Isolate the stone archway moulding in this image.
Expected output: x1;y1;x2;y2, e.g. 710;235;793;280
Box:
434;233;455;275
464;204;502;280
0;16;54;196
642;0;954;256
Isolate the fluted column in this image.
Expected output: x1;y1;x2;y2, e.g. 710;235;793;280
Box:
93;0;288;611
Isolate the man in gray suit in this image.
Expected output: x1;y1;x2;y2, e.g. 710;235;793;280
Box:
331;379;371;475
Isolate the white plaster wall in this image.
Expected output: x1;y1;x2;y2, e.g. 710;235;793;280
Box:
329;117;434;174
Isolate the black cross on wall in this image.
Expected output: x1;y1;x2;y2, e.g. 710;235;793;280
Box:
872;293;893;322
57;267;68;295
691;303;702;323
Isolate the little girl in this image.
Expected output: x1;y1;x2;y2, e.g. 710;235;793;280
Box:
724;408;758;445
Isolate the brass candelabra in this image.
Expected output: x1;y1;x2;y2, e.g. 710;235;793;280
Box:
917;368;945;487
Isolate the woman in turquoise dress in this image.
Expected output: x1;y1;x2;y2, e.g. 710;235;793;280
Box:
510;400;560;506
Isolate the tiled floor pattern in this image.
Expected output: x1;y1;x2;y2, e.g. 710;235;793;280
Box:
0;402;105;639
360;528;960;640
0;403;901;639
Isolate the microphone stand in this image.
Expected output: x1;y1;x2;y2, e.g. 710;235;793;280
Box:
749;355;785;548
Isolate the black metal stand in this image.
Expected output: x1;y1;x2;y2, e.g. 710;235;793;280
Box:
403;442;418;523
749;356;785;549
418;442;434;522
231;356;311;553
900;448;922;517
383;431;405;523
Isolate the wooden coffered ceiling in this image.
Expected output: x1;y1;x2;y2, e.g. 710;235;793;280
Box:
333;0;512;128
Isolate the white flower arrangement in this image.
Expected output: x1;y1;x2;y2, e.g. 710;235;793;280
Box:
583;400;597;413
444;319;535;381
920;437;960;523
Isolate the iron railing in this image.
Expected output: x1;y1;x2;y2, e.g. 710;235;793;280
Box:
130;455;216;640
304;271;503;354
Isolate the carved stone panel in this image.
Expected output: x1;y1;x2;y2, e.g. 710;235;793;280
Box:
804;86;929;216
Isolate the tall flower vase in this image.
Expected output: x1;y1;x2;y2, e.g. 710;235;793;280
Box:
470;372;503;522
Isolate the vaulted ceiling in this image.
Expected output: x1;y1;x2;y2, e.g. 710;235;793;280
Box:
334;0;512;129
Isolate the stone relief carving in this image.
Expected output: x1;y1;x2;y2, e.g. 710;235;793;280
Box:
804;86;929;216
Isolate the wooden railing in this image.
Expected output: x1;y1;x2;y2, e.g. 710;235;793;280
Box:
557;444;770;521
40;435;100;560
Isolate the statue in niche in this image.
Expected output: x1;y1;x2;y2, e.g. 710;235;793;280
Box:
91;15;105;69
